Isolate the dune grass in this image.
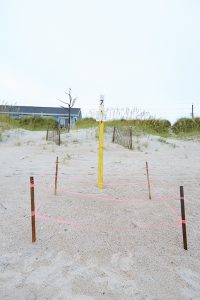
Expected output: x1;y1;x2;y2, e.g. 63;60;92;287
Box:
0;114;58;131
1;113;200;140
75;117;200;139
172;118;200;133
0;115;18;129
75;118;97;129
75;118;171;136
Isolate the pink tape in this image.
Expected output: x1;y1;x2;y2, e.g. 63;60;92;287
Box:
180;220;186;225
36;213;73;225
36;212;179;233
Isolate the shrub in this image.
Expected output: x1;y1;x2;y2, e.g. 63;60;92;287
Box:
172;118;200;133
138;119;171;134
19;116;57;129
106;118;171;135
0;114;58;131
75;118;97;129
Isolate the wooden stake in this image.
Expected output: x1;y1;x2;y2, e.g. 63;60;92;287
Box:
180;186;188;250
146;162;151;200
55;156;58;195
30;176;36;242
112;127;116;143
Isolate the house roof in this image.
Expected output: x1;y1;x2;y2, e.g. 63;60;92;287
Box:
0;105;81;116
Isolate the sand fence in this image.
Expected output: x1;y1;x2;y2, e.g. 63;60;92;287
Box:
46;127;61;145
112;126;133;149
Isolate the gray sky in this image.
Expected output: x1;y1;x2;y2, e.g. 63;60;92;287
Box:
1;0;200;122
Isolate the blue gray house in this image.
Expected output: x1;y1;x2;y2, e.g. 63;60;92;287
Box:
0;105;82;127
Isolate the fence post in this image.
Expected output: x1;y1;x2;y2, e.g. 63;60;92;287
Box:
30;176;36;242
55;157;59;195
46;128;49;141
129;127;133;149
112;127;116;143
58;130;61;146
180;186;188;250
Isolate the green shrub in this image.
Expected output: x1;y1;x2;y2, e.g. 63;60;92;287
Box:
18;116;58;130
74;117;171;134
138;119;171;134
0;114;58;131
106;118;171;135
75;118;97;129
0;114;18;129
172;118;200;133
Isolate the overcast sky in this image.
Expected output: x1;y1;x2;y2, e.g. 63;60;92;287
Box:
0;0;200;122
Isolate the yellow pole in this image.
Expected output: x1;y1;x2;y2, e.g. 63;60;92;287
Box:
98;120;104;188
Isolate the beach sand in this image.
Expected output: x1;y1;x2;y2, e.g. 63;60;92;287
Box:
0;128;200;299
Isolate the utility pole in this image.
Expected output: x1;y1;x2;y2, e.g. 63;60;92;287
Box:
192;104;194;119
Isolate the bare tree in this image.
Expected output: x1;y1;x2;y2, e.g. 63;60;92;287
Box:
58;88;77;132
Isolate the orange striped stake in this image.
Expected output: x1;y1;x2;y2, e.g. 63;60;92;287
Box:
146;162;151;200
55;156;58;195
30;176;36;242
180;186;188;250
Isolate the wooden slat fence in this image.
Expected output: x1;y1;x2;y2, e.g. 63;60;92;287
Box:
46;127;61;145
112;126;133;149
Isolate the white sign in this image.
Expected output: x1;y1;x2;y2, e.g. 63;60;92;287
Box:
96;95;106;121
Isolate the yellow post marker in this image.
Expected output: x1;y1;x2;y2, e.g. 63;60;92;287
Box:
98;95;105;189
98;120;104;188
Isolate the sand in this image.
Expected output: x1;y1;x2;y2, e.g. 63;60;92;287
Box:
0;127;200;300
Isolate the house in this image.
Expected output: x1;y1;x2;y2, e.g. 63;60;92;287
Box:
0;105;82;127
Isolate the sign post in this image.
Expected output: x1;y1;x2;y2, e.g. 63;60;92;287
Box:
98;95;105;189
